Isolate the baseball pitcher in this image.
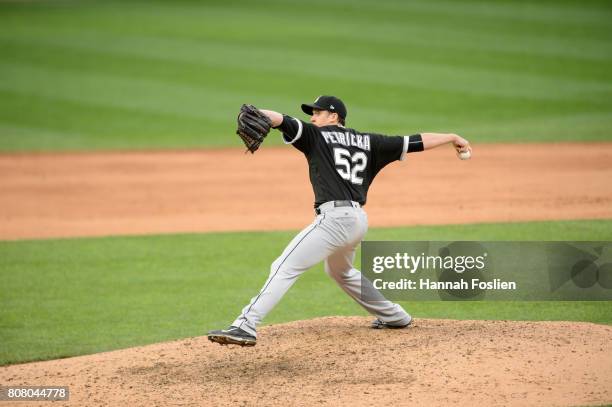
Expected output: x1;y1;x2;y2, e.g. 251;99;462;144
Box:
208;96;472;346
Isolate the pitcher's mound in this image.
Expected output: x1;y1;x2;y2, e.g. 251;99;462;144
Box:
1;317;611;406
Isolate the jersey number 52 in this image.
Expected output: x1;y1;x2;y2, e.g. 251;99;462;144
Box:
333;148;367;185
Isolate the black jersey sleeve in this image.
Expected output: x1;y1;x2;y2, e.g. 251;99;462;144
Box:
369;133;407;174
276;115;318;154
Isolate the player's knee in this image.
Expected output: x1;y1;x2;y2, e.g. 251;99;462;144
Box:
326;265;353;280
324;262;346;275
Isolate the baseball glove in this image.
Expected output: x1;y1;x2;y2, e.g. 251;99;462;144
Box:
236;104;272;154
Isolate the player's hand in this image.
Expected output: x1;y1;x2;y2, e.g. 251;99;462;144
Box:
452;134;471;153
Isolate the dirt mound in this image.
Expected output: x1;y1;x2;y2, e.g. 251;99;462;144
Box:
1;317;610;406
1;142;611;240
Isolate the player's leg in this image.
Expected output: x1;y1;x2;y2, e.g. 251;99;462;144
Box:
323;210;411;327
229;213;345;337
324;247;411;326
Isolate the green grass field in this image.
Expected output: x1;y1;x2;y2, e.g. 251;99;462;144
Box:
1;220;611;366
1;0;611;151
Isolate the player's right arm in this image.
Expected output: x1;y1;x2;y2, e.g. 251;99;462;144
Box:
370;131;472;174
421;132;471;153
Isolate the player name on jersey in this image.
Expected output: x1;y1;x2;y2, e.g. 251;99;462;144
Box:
321;131;371;151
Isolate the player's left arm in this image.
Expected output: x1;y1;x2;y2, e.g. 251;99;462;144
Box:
259;109;317;153
260;110;283;127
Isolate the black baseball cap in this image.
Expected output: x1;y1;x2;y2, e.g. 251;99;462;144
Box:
301;95;347;120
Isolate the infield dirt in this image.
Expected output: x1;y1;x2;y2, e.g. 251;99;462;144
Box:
1;142;611;240
1;317;611;406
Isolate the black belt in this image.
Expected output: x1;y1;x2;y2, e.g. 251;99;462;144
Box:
315;200;355;215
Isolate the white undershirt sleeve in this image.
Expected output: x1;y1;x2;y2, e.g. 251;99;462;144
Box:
399;135;409;161
283;118;303;145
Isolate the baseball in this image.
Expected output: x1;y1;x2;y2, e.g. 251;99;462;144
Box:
457;149;471;160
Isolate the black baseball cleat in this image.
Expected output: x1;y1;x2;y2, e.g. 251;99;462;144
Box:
371;318;412;329
207;326;257;347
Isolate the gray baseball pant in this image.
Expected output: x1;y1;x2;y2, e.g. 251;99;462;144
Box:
232;203;411;336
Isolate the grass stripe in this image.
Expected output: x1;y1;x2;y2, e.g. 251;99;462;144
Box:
6;0;609;42
5;35;610;114
2;30;609;104
0;62;239;121
285;0;612;26
5;22;610;87
459;112;612;143
2;59;608;146
0;90;223;150
2;3;611;63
